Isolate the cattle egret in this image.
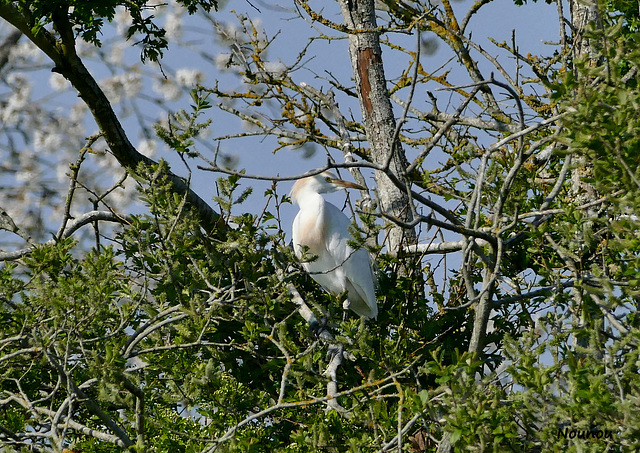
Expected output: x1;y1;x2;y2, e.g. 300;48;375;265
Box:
291;171;378;319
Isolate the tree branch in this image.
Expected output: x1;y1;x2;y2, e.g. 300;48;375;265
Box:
0;211;130;261
44;349;134;448
3;394;128;448
0;28;21;72
0;3;224;234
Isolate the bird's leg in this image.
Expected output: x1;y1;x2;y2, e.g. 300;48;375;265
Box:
325;342;343;363
340;293;350;322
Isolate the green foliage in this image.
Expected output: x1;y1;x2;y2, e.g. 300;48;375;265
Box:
16;0;218;61
155;89;213;157
503;325;640;452
558;23;640;298
608;0;640;33
0;160;472;450
5;3;640;453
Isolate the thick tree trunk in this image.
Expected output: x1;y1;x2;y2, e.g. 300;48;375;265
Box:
567;0;602;206
337;0;417;254
570;0;603;62
568;0;603;349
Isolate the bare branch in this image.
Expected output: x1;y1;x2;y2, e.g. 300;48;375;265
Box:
0;211;130;261
3;394;128;447
201;362;416;453
391;238;490;256
0;28;21;72
0;3;224;234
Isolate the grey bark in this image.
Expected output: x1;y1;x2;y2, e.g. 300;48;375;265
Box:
567;0;604;349
337;0;417;254
570;0;603;62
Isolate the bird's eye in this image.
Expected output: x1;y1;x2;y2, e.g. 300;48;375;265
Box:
324;176;332;183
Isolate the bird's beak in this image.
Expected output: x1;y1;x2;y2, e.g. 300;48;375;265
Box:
328;178;367;191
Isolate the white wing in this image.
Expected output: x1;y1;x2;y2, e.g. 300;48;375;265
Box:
294;199;377;319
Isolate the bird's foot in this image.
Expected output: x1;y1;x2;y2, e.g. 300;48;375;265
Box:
326;343;344;362
309;316;331;340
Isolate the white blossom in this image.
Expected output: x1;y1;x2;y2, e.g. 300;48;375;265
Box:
198;124;212;139
16;150;38;183
165;12;183;40
49;73;69;91
176;68;205;87
1;73;32;126
214;53;235;71
137;139;157;157
152;77;182;101
108;174;137;211
33;128;63;153
219;22;241;42
106;43;126;66
114;8;133;36
9;40;42;63
102;72;143;104
76;39;97;58
262;60;286;77
56;158;70;184
70;102;89;124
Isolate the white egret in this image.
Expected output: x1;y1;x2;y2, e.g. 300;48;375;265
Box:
291;171;378;320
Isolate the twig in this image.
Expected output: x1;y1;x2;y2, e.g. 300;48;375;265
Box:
389;238;490;256
0;208;33;244
201;363;416;453
391;93;519;133
591;294;630;337
324;343;351;416
45;349;134;448
379;413;423;452
262;332;294;405
3;393;128;447
0;211;130;261
56;134;101;240
406;84;482;175
389;28;421;172
0;2;224;233
122;306;188;358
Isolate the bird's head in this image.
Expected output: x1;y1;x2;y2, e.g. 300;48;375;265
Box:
291;171;365;203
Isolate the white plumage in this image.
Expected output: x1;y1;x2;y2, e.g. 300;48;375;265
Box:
291;171;377;319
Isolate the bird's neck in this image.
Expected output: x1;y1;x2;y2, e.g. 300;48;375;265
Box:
295;191;326;211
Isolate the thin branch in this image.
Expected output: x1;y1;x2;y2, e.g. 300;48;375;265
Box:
495;279;577;306
0;28;21;72
591;294;630;337
0;2;224;234
123;308;189;358
390;93;519;133
324;343;352;416
201;362;416;453
3;394;128;447
44;350;134;448
405;84;482;175
391;238;490;256
389;28;421;171
55;135;100;240
380;413;424;452
0;211;130;261
262;332;294;405
0;208;33;244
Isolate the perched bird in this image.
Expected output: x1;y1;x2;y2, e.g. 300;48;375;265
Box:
291;171;377;320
